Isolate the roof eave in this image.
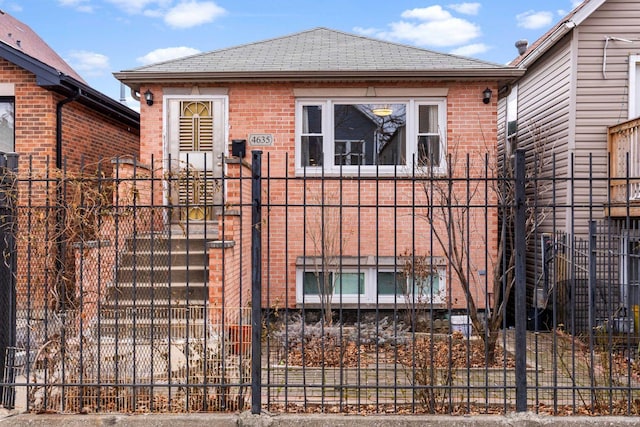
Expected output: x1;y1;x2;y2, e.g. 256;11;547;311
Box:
114;69;526;91
515;0;606;69
55;76;140;128
516;21;576;69
0;42;140;128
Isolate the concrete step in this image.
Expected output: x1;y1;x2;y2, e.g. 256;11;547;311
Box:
106;282;208;301
170;221;219;239
99;304;207;320
115;265;208;284
118;251;208;268
124;234;211;253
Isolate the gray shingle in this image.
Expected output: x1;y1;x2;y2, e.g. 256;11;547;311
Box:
126;27;509;73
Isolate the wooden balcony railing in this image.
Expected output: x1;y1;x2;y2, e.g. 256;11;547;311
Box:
608;117;640;214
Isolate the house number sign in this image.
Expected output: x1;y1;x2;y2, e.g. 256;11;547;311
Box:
249;133;274;146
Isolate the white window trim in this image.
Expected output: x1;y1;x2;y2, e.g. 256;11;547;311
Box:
629;55;640;119
504;84;518;156
295;262;446;306
161;94;229;214
295;97;447;177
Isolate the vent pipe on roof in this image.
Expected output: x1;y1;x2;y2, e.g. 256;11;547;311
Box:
515;40;528;56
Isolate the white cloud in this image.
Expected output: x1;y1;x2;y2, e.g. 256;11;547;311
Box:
66;50;110;77
401;5;452;21
352;26;377;37
105;0;169;15
102;1;226;29
448;2;481;16
559;0;586;15
137;46;201;65
58;0;93;13
358;5;481;48
164;1;226;29
5;3;22;12
516;10;554;30
450;43;489;57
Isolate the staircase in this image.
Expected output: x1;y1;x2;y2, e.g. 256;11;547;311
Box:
97;224;217;341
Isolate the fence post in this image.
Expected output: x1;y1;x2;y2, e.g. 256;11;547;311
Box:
0;153;18;408
514;149;527;412
588;220;596;335
251;150;262;414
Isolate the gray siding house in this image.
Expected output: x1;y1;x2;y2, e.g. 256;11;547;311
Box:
500;0;640;331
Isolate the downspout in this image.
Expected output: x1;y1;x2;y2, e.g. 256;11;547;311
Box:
55;89;81;311
56;89;81;169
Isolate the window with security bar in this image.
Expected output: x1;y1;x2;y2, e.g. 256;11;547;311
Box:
177;100;218;221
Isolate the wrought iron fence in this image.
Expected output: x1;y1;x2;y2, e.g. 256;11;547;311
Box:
1;149;640;416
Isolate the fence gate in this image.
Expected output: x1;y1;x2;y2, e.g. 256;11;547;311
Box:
0;153;17;408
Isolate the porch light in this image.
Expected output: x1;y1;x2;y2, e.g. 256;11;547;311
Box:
482;87;492;104
372;105;393;117
144;89;154;106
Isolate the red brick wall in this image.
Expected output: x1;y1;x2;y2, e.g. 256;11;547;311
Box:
141;81;499;311
0;58;139;175
5;58;140;312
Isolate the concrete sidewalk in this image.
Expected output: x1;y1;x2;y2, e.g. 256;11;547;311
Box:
3;411;640;426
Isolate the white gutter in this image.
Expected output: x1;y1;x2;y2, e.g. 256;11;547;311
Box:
518;21;576;69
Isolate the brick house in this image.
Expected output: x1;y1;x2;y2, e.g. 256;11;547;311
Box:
0;11;140;313
114;28;523;319
0;11;139;169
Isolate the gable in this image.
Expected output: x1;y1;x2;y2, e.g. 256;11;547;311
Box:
512;0;607;68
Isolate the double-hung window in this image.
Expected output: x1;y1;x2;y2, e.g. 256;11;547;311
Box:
505;85;518;157
296;98;446;175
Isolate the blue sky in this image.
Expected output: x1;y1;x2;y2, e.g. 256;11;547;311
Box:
2;0;584;106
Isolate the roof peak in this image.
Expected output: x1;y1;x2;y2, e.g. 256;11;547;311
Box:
129;26;509;73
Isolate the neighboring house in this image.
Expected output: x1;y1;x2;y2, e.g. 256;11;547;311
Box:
0;10;140;312
0;10;139;168
498;0;640;331
114;27;523;317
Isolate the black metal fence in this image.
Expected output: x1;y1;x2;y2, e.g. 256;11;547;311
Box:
1;149;640;416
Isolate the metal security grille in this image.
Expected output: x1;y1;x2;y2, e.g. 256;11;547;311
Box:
3;149;640;417
177;100;216;221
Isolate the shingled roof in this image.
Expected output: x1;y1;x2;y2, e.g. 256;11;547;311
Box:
0;9;85;82
115;27;524;89
0;10;138;127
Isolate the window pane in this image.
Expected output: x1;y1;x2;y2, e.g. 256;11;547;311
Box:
377;272;405;295
303;271;327;295
0;100;14;153
418;105;438;133
301;136;323;167
303;105;322;133
334;104;406;166
417;135;440;166
412;275;439;296
335;140;364;165
334;272;364;295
